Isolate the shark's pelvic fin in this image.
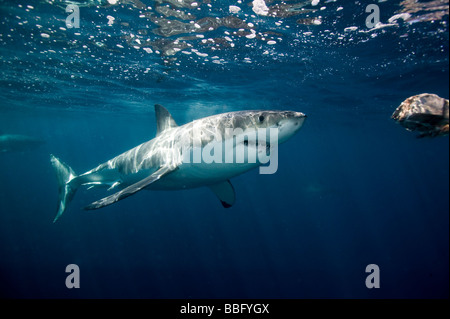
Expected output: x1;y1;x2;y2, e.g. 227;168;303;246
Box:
209;180;236;208
84;165;177;210
155;104;178;136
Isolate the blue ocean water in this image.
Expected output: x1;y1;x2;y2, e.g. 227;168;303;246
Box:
0;0;448;299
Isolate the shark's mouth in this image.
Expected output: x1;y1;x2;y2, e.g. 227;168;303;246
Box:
243;138;271;152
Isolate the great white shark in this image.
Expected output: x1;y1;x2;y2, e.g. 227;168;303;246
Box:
51;105;306;222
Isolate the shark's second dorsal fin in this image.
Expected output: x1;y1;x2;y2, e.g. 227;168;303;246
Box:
155;104;178;136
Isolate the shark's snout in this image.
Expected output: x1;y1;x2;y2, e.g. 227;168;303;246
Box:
287;112;307;129
294;112;307;118
276;111;307;143
293;112;307;125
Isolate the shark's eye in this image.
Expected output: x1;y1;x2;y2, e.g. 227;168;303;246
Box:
259;115;265;122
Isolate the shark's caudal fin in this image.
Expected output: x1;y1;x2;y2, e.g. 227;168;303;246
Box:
50;154;78;223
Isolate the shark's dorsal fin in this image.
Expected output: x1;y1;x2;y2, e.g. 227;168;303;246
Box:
209;180;235;208
155;104;178;136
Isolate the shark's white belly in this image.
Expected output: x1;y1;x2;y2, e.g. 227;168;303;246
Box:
148;161;259;190
97;161;258;191
90;139;264;191
148;140;264;189
81;160;259;192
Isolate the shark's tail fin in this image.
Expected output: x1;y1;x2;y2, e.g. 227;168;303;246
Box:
50;154;78;223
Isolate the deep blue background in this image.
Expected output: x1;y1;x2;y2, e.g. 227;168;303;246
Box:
0;0;448;298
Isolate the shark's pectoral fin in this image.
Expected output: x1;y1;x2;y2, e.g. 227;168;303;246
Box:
209;180;235;208
84;165;177;210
